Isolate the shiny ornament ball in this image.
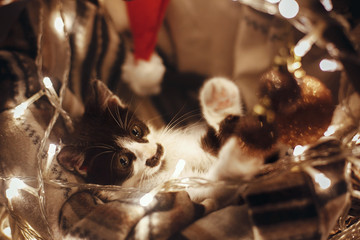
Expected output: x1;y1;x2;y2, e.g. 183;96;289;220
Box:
276;75;335;147
258;68;301;111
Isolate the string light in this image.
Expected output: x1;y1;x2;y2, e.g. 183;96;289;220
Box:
305;166;332;190
54;16;64;34
320;0;333;11
43;76;53;89
12;90;46;119
315;173;331;189
293;145;307;157
13;103;29;119
265;0;280;3
140;159;186;207
319;58;342;72
2;226;11;238
324;126;336;137
294;37;313;57
6;178;27;201
278;0;299;19
45;144;57;175
352;133;360;145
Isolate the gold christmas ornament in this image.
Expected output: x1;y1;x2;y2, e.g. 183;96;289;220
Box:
276;74;335;147
258;67;301;112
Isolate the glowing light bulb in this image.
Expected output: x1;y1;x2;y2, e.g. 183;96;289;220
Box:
45;144;57;173
139;159;186;207
320;0;333;11
171;159;186;179
324;125;336;137
6;178;26;200
352;133;360;144
140;192;155;207
294;39;312;57
319;59;342;72
266;0;281;3
293;145;307;157
3;226;11;238
13;102;29;118
278;0;299;19
54;16;64;33
43;77;53;89
314;173;331;189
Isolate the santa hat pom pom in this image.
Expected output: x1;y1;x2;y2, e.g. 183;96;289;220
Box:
122;52;165;96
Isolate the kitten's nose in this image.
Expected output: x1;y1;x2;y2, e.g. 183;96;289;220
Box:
146;143;164;167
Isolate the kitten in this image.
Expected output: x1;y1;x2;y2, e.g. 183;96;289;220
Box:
57;78;264;201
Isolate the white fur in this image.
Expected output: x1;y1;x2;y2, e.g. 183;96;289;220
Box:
199;77;243;131
119;138;161;188
119;123;216;192
115;77;263;202
122;52;165;96
208;137;263;181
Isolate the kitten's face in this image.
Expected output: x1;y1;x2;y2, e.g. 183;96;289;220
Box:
57;81;165;186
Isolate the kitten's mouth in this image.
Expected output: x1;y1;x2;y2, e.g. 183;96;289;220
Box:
145;143;164;168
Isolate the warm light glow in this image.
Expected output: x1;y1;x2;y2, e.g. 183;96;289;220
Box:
294;69;305;78
352;133;360;145
13;102;29;118
319;59;342;72
315;173;331;189
54;16;64;33
3;226;11;238
265;0;281;3
294;39;312;57
290;61;302;70
320;0;333;11
45;144;57;173
43;77;53;89
324;126;336;137
171;159;186;179
293;145;307;156
139;159;186;207
6;178;26;200
140;192;155;207
13;90;46;119
278;0;299;19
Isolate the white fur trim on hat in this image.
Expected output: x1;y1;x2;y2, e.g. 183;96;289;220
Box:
122;52;165;96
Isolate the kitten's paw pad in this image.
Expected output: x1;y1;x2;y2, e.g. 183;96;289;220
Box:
200;77;242;130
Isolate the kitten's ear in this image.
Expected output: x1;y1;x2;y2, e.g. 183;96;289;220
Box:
200;77;243;131
85;80;126;113
57;146;87;177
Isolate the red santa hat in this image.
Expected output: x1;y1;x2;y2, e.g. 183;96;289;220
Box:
122;0;170;96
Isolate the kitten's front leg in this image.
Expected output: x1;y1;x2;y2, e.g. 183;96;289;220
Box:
199;77;264;193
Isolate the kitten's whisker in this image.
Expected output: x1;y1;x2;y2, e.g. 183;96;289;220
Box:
166;109;200;131
139;168;147;188
86;144;116;151
161;110;201;138
87;150;114;168
147;114;165;124
124;108;130;130
124;96;138;129
108;106;124;128
110;152;117;183
128;103;142;128
167;112;201;131
115;105;125;129
164;105;186;132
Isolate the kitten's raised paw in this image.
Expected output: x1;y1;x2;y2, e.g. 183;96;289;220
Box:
200;77;242;131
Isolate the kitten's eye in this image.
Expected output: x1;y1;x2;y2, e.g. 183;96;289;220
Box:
131;125;143;138
118;155;129;167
